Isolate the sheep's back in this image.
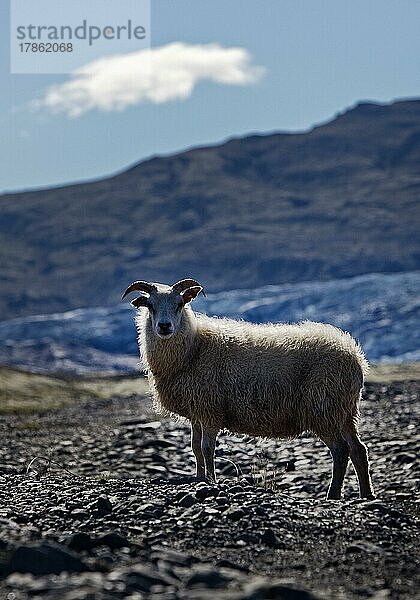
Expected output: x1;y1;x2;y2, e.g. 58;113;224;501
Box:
188;317;367;436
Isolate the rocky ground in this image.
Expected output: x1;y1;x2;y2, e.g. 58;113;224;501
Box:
0;376;418;599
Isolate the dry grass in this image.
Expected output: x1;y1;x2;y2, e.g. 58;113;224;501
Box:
0;367;88;414
366;363;420;383
77;373;149;399
0;363;417;415
0;367;147;414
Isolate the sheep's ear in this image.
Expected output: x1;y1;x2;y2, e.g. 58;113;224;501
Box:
131;296;150;309
181;286;203;304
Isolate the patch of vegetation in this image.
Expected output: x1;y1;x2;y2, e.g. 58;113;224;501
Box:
0;367;149;415
0;367;88;414
250;449;281;492
366;363;420;383
76;373;149;399
14;420;43;430
1;363;417;416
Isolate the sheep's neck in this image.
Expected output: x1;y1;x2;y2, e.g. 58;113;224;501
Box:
141;310;197;378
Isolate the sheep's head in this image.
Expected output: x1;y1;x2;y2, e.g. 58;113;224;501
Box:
122;278;205;339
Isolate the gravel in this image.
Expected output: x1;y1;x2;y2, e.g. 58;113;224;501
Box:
0;380;418;599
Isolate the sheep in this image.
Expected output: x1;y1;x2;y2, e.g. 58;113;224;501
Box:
122;278;375;500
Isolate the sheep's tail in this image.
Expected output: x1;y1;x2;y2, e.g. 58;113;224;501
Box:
356;342;369;381
349;341;369;431
342;324;369;383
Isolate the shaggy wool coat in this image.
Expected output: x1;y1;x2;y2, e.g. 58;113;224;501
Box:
136;307;368;442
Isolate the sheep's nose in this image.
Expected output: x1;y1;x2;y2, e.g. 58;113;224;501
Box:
157;322;173;334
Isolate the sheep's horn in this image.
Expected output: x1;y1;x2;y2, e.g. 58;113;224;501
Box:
172;279;206;297
122;281;157;300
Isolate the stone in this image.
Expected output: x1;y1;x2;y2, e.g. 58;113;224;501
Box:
362;502;390;515
151;547;196;567
243;577;318;599
229;485;244;494
70;509;89;520
139;439;176;449
96;495;113;515
124;564;176;592
178;493;197;508
225;507;245;521
215;559;249;573
7;542;90;575
261;529;280;548
94;532;129;550
286;459;296;472
66;532;93;552
195;486;219;501
346;541;384;554
186;565;230;589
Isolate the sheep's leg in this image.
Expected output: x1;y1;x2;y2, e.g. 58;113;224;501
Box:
342;430;375;499
191;422;205;479
323;438;350;500
201;426;218;483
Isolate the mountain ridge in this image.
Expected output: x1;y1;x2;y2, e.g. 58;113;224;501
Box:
1;98;419;319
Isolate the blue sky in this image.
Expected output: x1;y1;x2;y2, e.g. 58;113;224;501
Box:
1;0;420;193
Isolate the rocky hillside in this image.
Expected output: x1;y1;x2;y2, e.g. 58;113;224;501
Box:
1;98;420;319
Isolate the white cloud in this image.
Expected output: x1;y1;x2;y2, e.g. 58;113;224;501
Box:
36;42;265;118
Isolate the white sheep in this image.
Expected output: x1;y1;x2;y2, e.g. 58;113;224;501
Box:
122;278;375;499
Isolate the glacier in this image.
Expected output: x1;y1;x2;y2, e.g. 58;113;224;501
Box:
0;271;418;375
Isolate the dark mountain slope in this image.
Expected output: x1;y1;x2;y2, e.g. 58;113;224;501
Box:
1;98;419;319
